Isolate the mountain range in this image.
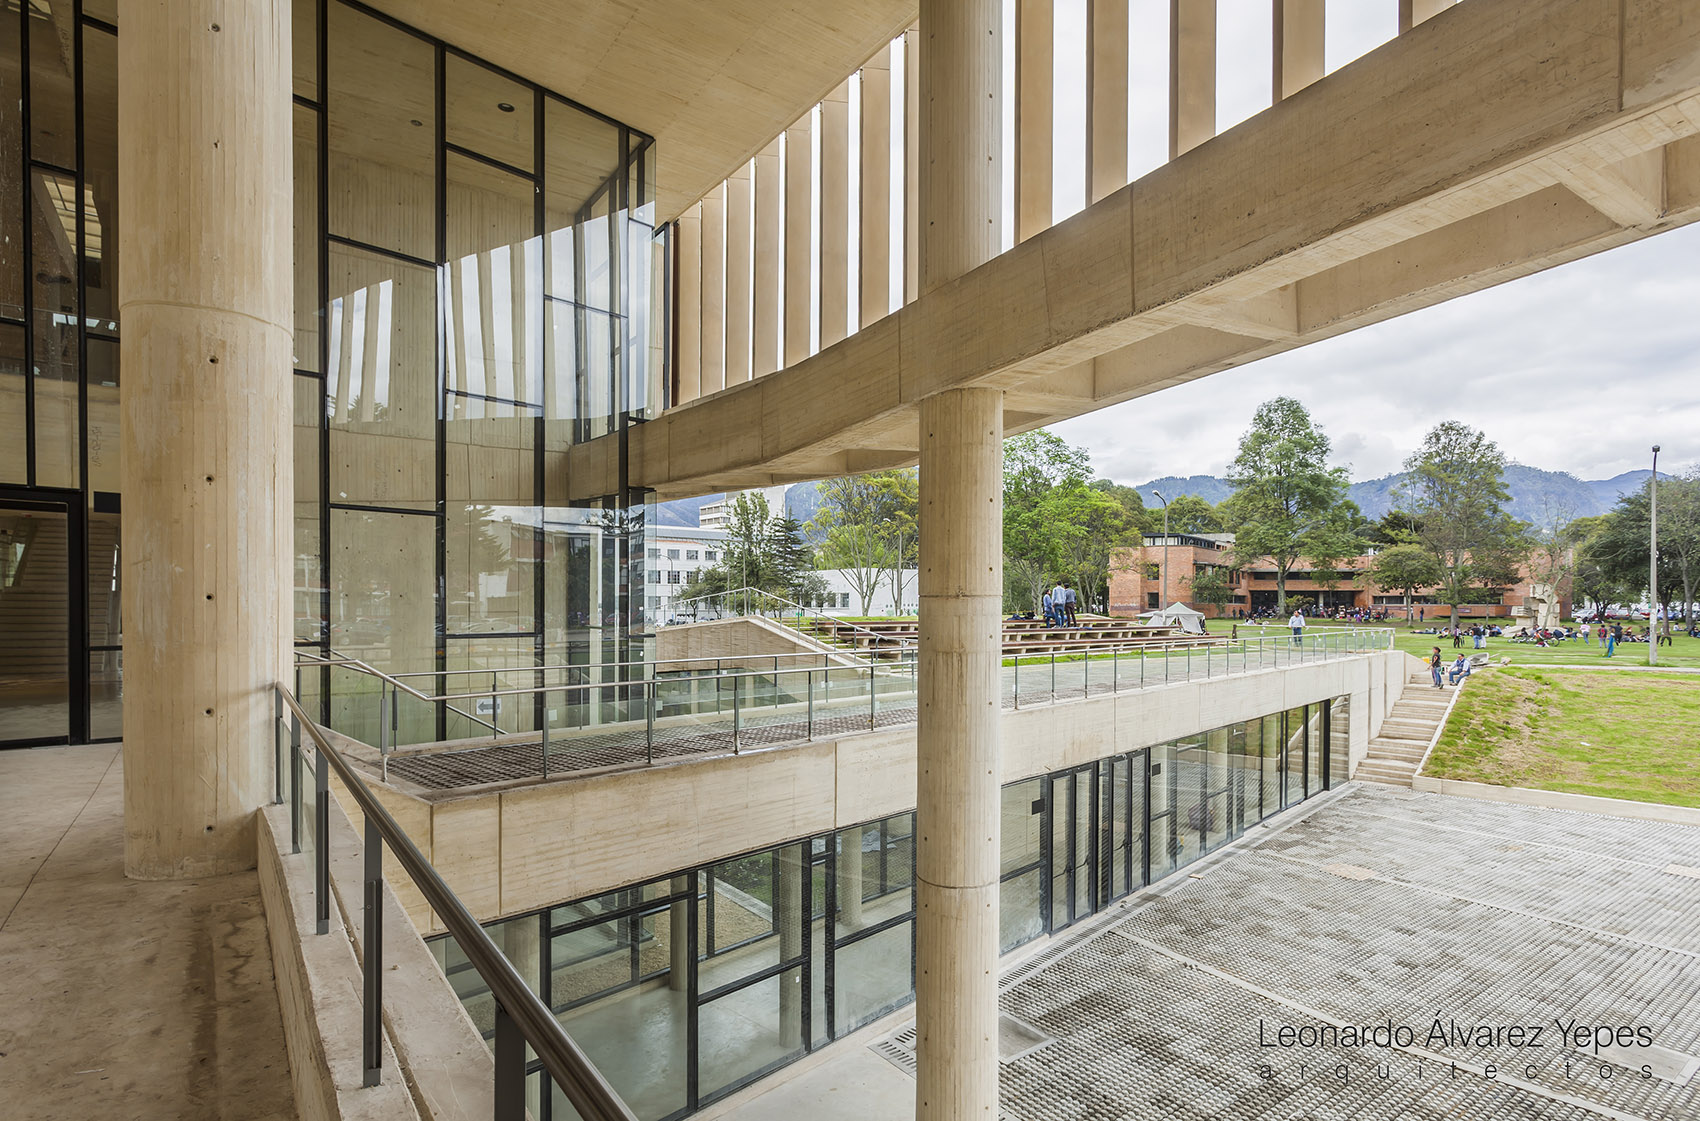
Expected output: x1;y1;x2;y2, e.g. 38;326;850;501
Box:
657;465;1653;530
1131;465;1653;524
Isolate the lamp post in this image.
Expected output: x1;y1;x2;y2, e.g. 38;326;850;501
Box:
1152;489;1171;609
1650;445;1660;666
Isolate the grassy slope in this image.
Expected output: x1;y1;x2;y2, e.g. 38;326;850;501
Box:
1423;667;1700;808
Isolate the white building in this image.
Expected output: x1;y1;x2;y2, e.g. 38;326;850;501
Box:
813;568;920;617
646;525;731;622
697;485;791;532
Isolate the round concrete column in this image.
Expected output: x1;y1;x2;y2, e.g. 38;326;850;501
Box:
915;388;1004;1121
118;0;293;879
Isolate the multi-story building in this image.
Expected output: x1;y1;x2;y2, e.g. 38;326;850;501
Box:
1109;534;1573;622
645;525;729;622
3;4;1693;1121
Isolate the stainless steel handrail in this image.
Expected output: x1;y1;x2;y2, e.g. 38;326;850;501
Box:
275;684;637;1121
668;585;912;647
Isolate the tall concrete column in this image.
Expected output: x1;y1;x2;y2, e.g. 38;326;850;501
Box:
783;116;814;367
675;205;703;403
700;185;727;395
502;916;542;994
118;0;293;879
837;826;866;931
860;46;893;329
1087;0;1130;204
752;140;782;377
902;27;921;304
819;82;852;348
916;7;1004;1116
1015;0;1053;241
1169;0;1216;159
724;164;753;385
776;844;806;1041
1273;0;1326;102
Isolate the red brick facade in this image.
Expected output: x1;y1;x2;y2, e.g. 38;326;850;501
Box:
1108;535;1572;622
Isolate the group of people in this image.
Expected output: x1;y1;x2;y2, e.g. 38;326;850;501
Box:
1040;580;1080;628
1427;647;1474;688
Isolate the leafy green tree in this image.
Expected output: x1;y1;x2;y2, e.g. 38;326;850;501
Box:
1188;567;1235;616
1366;543;1443;624
1582;473;1700;631
1003;431;1092;612
1221;397;1359;613
810;470;917;616
1042;482;1140;613
1089;479;1157;535
1566;514;1620;617
1399;421;1530;631
1164;493;1225;534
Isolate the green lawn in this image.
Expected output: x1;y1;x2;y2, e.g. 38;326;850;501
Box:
1422;667;1700;808
1200;618;1700;668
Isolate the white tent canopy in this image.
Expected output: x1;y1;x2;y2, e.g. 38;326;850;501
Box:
1142;602;1206;634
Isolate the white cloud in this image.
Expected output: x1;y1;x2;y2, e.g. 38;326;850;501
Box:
1053;222;1700;485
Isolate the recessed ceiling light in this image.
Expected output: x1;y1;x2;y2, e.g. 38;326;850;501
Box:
497;102;515;113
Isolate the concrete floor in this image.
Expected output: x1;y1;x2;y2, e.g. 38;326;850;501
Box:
711;783;1700;1121
0;745;296;1121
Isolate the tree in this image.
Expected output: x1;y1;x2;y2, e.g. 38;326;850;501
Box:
1566;514;1621;618
1366;543;1443;625
1583;473;1700;631
1041;482;1140;613
1188;567;1235;616
1221;397;1359;613
1164;493;1225;534
1003;431;1093;612
1089;479;1157;535
810;470;917;616
691;492;811;609
1399;421;1530;632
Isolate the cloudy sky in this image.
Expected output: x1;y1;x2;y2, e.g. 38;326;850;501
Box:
1026;2;1700;486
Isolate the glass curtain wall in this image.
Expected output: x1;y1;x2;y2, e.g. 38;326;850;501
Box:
0;2;117;745
433;698;1348;1120
1;0;662;745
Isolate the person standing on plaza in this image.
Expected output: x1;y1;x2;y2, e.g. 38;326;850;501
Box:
1051;579;1068;629
1289;608;1305;647
1582;622;1590;645
1041;589;1055;628
1429;647;1444;688
1605;623;1618;658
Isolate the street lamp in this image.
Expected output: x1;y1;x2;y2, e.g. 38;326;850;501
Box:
1650;445;1660;666
1152;489;1171;610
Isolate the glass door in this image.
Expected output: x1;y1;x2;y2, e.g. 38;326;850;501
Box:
1047;766;1097;931
0;492;83;746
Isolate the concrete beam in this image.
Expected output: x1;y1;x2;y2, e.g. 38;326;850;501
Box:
564;0;1700;501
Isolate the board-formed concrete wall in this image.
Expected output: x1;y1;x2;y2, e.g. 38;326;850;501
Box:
363;649;1407;932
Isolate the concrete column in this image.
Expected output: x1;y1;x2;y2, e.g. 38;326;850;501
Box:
724;163;753;385
837;826;866;930
699;184;726;395
502;916;542;994
1169;0;1216;159
675;205;702;404
668;874;692;993
1016;0;1053;241
118;0;292;879
1273;0;1326;102
819;81;851;348
1399;0;1453;34
860;46;893;329
752;141;782;377
1088;0;1130;203
776;844;806;1041
903;27;921;304
915;5;1004;1113
783;116;814;367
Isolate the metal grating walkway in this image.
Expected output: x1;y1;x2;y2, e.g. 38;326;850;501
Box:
875;784;1700;1120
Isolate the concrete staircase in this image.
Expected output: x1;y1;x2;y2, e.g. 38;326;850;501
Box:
1354;670;1457;787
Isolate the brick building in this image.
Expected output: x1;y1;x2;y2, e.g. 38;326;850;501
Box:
1109;534;1572;623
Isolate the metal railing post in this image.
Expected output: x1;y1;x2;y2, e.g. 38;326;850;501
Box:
541;688;550;780
732;675;742;754
491;672;499;738
290;711;302;854
376;681;387;782
493;1003;525;1121
1050;652;1056;704
315;748;330;936
646;679;655;764
868;661;876;730
1083;649;1090;697
773;656;780;710
1013;654;1019;709
363;813;384;1087
806;669;814;740
274;689;285;804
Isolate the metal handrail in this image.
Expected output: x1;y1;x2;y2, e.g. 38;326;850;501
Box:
275;684;637;1121
668;585;914;648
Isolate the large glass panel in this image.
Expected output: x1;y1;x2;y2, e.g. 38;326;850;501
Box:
1148;742;1178;881
698;968;806;1102
834;921;913;1035
293;0;319;101
1260;713;1283;820
1203;728;1230;852
81;26;118;336
0;325;26;484
443;636;539;740
31;166;79;488
85;337;118;493
1174;734;1207;869
328;508;435;733
1001;779;1042;876
446;54;534;172
0;506;69;742
0;15;22;322
327;1;435;259
294;375;324;645
1287;705;1309;806
294;104;322;371
28;2;75;170
89;650;121;739
326;245;435;509
87;507;119;646
1329;695;1350;788
445;152;540;408
999;868;1043;952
